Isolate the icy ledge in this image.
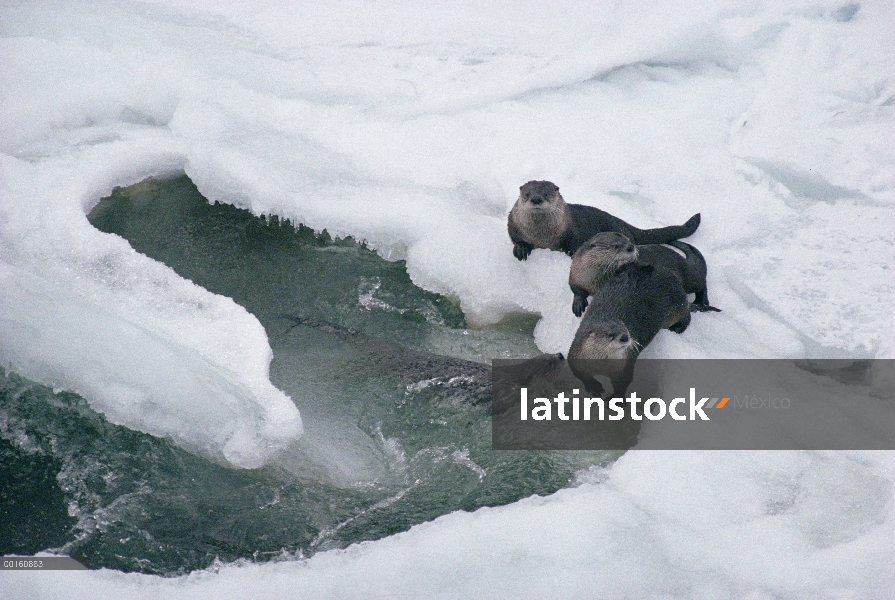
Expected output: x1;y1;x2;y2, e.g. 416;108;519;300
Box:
0;146;301;468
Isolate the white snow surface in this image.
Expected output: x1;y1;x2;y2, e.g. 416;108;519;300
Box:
5;451;895;599
1;0;894;597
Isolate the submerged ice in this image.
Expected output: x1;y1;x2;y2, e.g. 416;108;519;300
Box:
1;0;894;597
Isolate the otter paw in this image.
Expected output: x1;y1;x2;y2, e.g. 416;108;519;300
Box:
572;295;588;317
692;303;722;313
513;242;533;261
669;313;691;334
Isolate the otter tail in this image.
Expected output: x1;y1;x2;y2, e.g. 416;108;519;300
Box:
668;240;707;281
668;240;722;312
632;213;700;245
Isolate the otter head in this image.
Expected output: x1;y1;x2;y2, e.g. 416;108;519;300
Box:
518;180;564;210
579;232;638;266
577;320;636;360
512;181;571;249
571;232;638;290
516;352;566;388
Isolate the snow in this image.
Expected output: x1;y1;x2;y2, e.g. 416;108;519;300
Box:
1;0;893;596
5;451;894;598
0;147;301;469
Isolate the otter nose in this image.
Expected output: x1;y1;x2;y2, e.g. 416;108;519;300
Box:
625;245;635;253
529;196;544;205
619;335;629;343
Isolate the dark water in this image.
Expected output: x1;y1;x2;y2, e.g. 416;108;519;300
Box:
0;175;619;575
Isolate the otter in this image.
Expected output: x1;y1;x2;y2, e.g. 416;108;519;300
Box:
508;180;701;260
566;262;690;396
568;231;722;317
567;319;637;398
492;352;568;416
283;316;567;415
284;316;490;388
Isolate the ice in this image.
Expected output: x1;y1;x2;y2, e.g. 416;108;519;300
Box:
1;0;893;596
0;147;301;469
0;261;300;468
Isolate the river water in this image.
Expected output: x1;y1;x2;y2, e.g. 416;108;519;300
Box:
0;175;617;575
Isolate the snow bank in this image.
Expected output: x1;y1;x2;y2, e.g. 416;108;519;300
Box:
0;0;893;595
4;451;893;599
0;148;301;468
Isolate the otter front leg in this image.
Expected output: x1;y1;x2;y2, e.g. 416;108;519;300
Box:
669;312;691;334
513;240;535;261
571;286;589;317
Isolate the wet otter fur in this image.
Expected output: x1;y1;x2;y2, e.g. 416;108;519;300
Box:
492;352;567;416
569;231;722;317
508;180;701;260
567;262;690;396
283;316;567;415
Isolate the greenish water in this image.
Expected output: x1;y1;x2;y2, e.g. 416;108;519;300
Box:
0;175;619;575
